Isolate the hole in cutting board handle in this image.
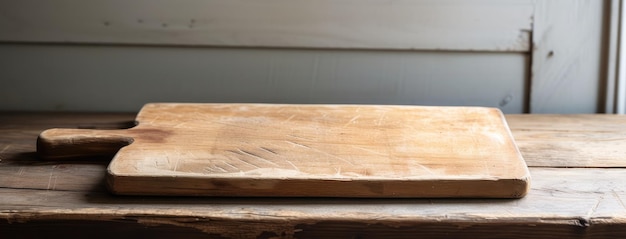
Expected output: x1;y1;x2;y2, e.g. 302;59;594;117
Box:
37;128;134;160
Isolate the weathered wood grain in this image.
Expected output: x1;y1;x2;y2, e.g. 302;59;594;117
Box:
37;104;530;198
1;168;625;238
0;112;133;192
507;114;626;167
2;112;626;238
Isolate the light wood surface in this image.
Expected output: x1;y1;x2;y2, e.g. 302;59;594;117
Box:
2;112;626;238
507;114;626;167
37;103;530;198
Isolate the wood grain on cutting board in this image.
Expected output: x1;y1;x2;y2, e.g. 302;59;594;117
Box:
38;103;530;198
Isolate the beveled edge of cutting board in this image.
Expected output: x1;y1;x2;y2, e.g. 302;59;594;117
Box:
105;171;530;198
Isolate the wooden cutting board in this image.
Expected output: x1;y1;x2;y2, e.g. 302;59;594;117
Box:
37;103;530;198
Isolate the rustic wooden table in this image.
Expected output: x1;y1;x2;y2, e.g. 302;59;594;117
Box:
1;112;625;238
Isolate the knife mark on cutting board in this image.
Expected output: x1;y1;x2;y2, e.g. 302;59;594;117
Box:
343;115;361;127
286;140;355;166
259;147;278;155
238;148;280;167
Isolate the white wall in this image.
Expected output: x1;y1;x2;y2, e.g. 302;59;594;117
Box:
0;0;533;51
531;0;608;113
0;0;609;113
0;44;527;113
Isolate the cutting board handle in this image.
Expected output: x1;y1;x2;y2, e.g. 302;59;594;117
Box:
37;128;133;160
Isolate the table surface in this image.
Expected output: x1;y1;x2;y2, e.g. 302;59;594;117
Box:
1;112;626;239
